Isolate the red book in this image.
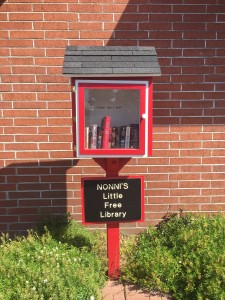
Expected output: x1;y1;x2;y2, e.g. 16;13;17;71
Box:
102;116;111;149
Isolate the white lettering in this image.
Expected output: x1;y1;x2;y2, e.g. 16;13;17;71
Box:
104;202;122;209
100;211;127;219
96;183;129;191
103;192;123;200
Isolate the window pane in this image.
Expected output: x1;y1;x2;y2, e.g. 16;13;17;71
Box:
84;88;140;149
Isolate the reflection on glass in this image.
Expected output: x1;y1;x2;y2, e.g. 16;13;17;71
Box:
84;88;140;149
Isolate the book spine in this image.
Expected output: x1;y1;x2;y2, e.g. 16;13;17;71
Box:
115;126;121;148
111;126;116;148
120;126;126;148
108;127;112;148
97;126;103;149
130;124;139;149
85;126;89;149
89;124;97;149
102;116;111;149
125;126;131;148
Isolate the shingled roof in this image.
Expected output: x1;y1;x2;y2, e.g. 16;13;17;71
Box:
62;46;161;77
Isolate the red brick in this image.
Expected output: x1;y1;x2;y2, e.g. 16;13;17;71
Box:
207;5;225;13
49;151;74;159
0;12;7;21
182;101;213;109
207;40;225;48
4;110;37;118
6;143;38;151
0;135;15;142
180;197;210;204
0;102;12;109
140;22;172;31
170;204;200;212
103;4;137;13
201;204;225;210
1;3;32;12
82;13;113;22
35;57;64;66
1;152;15;159
0;21;32;30
115;31;148;39
69;3;103;13
184;13;216;22
181;116;213;125
33;4;67;12
38;126;71;134
173;5;206;13
170;189;201;197
16;152;49;159
3;93;37;101
0;31;8;39
13;84;47;92
34;40;68;48
45;31;79;39
180;165;211;173
12;66;46;75
0;216;18;222
9;13;43;21
47;84;71;92
15;135;48;143
13;102;46;109
81;31;113;39
44;13;78;22
14;118;47;126
0;84;13;92
2;75;35;83
70;22;102;31
151;31;182;39
183;49;215;57
34;21;68;30
11;31;44;39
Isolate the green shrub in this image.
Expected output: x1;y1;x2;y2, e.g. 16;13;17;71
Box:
0;222;106;300
36;214;106;253
121;213;225;300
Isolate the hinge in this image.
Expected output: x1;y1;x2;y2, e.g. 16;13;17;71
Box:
73;86;76;93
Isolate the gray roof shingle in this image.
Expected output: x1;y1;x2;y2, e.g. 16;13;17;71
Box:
62;46;161;77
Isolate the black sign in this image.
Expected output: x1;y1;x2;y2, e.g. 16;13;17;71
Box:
82;177;143;223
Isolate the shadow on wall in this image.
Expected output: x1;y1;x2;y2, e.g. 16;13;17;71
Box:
0;160;80;236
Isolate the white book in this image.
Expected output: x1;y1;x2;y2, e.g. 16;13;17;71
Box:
125;126;131;148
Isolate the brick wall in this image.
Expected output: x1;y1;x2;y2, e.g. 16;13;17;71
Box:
1;0;225;235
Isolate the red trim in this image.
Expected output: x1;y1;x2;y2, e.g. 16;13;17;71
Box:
77;81;147;157
148;79;153;156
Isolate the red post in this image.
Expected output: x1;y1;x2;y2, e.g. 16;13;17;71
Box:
106;158;120;279
107;222;120;278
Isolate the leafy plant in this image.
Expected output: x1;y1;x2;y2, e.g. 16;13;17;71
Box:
121;213;225;299
0;219;106;300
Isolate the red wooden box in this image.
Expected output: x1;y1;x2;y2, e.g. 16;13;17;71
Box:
73;79;153;158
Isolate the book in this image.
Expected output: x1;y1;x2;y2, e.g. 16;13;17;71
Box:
111;126;116;148
125;126;131;148
89;124;97;149
97;126;103;149
108;127;112;148
115;126;121;148
130;124;139;149
85;127;89;149
120;126;126;148
102;116;111;149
